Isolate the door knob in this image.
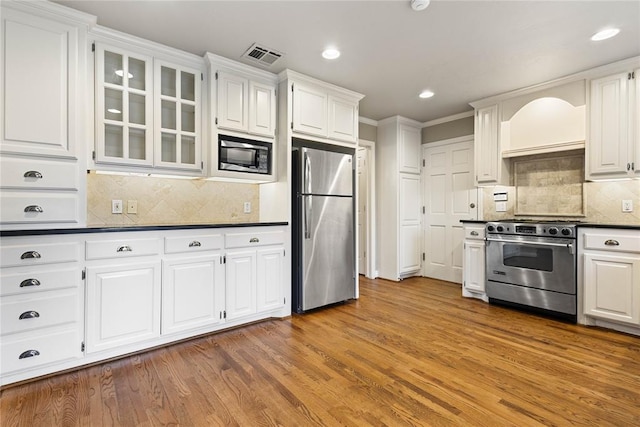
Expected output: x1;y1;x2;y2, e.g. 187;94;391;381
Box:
470;203;476;208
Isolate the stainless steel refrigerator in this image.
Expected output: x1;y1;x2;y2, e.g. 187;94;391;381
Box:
292;143;355;313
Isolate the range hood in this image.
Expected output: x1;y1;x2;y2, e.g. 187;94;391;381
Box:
500;80;586;158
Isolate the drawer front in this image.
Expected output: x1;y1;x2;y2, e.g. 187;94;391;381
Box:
1;291;80;336
0;192;78;224
0;329;81;374
0;266;79;296
464;226;485;240
165;234;224;254
583;232;640;253
0;242;80;267
0;157;78;190
225;230;285;248
86;238;161;260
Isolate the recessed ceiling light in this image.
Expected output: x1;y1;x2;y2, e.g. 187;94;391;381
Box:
322;48;340;60
591;28;620;41
419;90;434;99
411;0;430;11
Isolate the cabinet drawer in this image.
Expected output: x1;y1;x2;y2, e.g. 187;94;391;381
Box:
0;242;80;268
86;238;161;260
0;266;79;296
0;192;78;224
0;329;81;374
165;234;223;254
1;291;80;336
0;157;78;190
225;230;285;248
464;226;485;240
583;232;640;253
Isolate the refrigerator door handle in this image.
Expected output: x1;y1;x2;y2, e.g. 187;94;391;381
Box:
304;196;311;239
303;150;312;194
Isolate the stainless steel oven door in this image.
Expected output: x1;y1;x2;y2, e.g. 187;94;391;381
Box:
485;234;576;294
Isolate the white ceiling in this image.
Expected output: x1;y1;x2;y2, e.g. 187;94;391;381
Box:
54;0;640;123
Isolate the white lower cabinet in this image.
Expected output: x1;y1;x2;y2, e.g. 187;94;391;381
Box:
85;261;162;353
462;224;488;302
580;227;640;333
225;250;257;321
257;247;285;312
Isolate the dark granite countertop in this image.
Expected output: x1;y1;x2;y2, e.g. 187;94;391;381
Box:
577;223;640;231
459;220;487;224
0;222;289;237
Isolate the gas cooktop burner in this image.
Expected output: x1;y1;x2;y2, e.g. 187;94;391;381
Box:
486;220;578;238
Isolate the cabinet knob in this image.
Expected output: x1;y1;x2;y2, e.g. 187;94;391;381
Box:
20;251;41;260
470;231;479;236
188;240;202;247
117;245;133;253
19;311;40;320
19;350;40;359
20;278;41;287
604;239;620;246
23;170;43;179
249;238;260;243
24;205;44;213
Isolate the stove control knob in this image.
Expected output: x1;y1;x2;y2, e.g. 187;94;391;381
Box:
487;225;495;232
561;228;572;236
548;227;558;235
496;225;504;232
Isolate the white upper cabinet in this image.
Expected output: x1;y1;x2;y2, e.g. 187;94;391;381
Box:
473;104;502;185
208;54;277;139
284;70;364;145
1;4;93;159
398;124;421;174
588;69;640;180
154;61;202;170
92;29;205;175
95;44;154;166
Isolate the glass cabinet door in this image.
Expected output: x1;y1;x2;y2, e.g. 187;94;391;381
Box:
95;45;153;166
154;61;201;170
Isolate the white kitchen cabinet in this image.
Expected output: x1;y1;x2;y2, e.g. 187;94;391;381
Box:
282;70;363;145
587;68;640;180
472;104;509;186
0;2;92;159
0;235;84;386
92;29;205;176
462;224;488;302
581;228;640;328
214;70;276;138
85;260;161;353
256;247;285;313
224;250;257;321
377;116;423;281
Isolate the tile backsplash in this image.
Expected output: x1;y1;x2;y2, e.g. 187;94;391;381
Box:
87;173;259;226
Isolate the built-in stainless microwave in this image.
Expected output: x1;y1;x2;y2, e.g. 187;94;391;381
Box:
218;134;272;175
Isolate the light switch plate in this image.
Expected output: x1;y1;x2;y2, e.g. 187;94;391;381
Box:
244;202;251;213
111;200;123;214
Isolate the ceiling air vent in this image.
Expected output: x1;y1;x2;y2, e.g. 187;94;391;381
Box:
242;43;283;67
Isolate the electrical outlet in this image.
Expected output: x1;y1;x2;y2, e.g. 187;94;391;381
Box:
622;200;633;212
127;200;138;214
111;199;123;214
244;202;251;214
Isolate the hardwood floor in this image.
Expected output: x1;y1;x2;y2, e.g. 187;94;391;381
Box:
2;276;640;426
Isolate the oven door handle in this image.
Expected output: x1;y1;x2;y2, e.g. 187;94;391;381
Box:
486;238;574;251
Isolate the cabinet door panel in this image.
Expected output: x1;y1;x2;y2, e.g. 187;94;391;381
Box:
225;250;256;320
2;11;78;157
86;262;161;353
474;105;500;184
249;81;276;137
217;71;248;132
257;247;284;313
292;83;328;137
399;174;421;275
162;255;223;334
464;240;485;293
584;253;640;324
399;125;421;174
328;96;358;143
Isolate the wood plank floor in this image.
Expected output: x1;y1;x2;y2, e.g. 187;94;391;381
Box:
2;276;640;426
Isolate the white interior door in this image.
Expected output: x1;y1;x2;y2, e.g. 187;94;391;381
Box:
423;137;477;283
356;147;368;276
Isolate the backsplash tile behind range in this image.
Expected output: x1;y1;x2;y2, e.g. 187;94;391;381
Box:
87;173;259;226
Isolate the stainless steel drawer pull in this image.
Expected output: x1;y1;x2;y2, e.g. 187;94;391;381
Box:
604;239;620;246
189;241;202;247
117;245;133;253
20;278;41;287
249;238;260;243
24;205;44;213
20;251;41;260
19;350;40;359
19;311;40;320
24;170;43;179
470;231;479;236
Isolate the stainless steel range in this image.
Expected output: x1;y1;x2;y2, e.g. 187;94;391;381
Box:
485;220;577;319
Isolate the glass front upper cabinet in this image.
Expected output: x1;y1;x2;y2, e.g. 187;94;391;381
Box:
154;61;201;170
96;45;153;166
